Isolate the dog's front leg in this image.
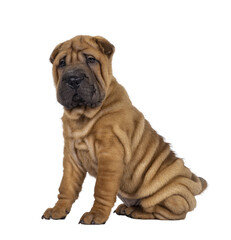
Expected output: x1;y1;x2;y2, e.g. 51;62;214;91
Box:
42;146;86;220
79;134;124;225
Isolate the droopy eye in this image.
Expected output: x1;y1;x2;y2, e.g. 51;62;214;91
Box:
86;55;97;64
59;57;66;68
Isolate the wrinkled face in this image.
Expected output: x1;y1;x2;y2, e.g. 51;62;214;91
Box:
50;35;114;110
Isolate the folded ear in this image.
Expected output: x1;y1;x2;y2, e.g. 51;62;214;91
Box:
93;36;115;58
49;42;63;64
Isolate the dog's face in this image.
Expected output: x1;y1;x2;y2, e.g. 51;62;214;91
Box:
50;36;114;110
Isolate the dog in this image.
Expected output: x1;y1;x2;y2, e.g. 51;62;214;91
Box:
42;35;207;224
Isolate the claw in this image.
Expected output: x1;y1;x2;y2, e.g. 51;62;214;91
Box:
79;219;85;224
41;215;50;220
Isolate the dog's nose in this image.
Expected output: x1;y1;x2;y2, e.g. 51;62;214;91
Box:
66;73;86;89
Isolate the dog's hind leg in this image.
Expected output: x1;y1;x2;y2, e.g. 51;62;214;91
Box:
140;173;206;220
114;204;155;219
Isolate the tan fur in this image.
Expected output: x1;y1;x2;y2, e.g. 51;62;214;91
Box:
42;35;207;224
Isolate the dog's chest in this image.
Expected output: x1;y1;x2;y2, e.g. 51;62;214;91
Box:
74;136;98;177
65;117;99;177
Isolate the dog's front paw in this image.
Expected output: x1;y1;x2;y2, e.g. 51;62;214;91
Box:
42;200;71;220
79;211;108;225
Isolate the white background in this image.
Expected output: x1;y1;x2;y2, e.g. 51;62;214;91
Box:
0;0;230;239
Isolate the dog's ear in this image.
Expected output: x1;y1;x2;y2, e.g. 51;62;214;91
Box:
49;43;63;64
93;36;115;58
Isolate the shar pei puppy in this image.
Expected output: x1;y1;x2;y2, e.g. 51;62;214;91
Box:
42;35;207;224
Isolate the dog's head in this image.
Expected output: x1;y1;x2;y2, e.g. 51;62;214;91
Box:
50;35;115;110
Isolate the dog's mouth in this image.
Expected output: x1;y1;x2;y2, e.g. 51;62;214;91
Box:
70;94;103;109
57;85;104;110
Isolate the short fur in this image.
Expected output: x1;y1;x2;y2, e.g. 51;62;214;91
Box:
42;35;207;224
